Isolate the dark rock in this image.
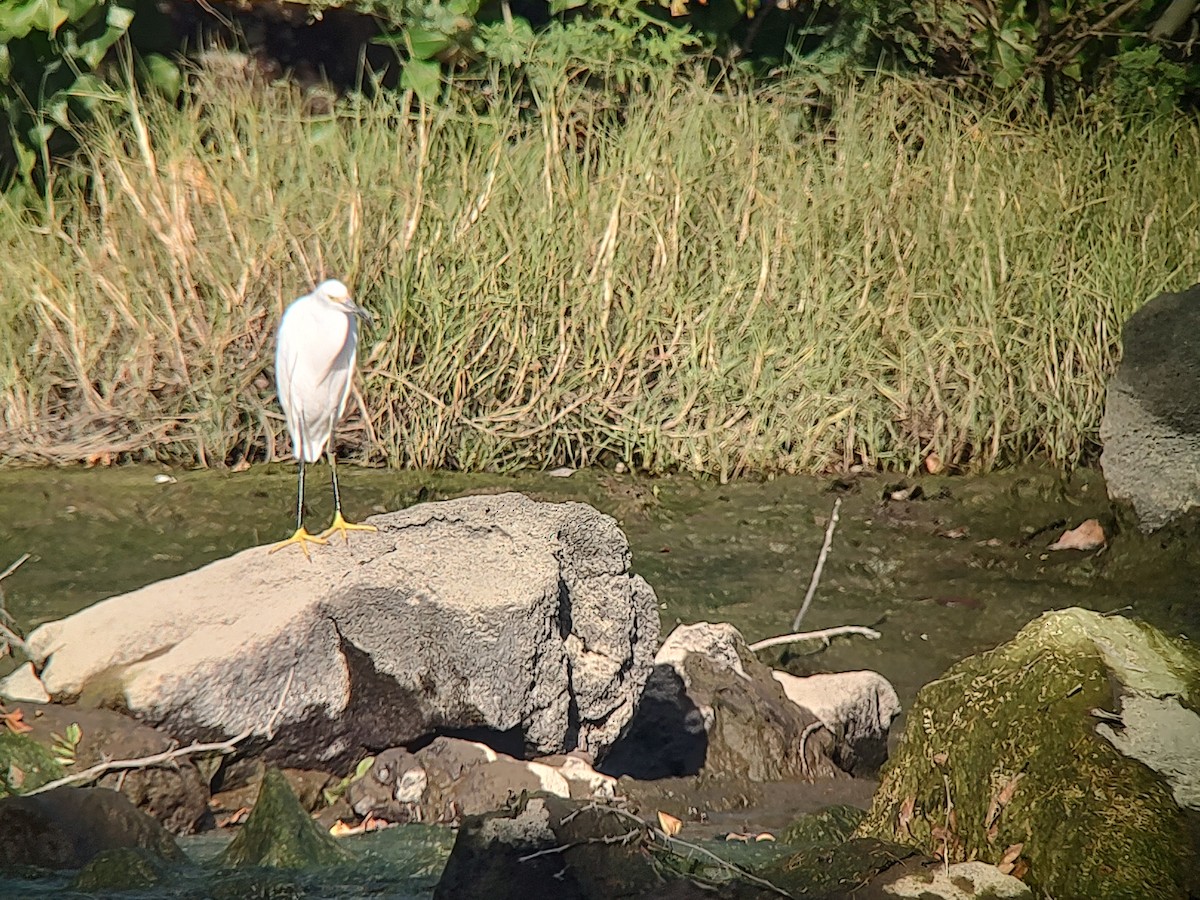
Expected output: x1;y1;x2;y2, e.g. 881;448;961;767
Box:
15;702;210;833
220;768;353;868
0;787;185;869
433;793;778;900
1100;283;1200;531
6;494;659;768
70;846;174;891
601;623;845;782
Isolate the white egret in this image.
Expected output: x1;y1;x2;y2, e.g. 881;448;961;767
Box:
270;278;376;557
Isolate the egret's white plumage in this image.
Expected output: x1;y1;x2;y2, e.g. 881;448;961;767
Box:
276;279;360;464
270;278;376;557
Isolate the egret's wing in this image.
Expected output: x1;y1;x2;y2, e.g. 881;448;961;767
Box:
275;296;354;463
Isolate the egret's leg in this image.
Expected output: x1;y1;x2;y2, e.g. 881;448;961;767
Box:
270;459;327;558
319;453;376;542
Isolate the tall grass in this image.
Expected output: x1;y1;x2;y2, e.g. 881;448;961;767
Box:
1;66;1198;476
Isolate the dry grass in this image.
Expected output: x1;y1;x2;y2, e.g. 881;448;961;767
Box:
2;67;1198;475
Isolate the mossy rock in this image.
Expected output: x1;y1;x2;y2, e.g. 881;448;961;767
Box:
857;608;1200;900
767;836;920;898
780;805;866;848
0;731;65;796
70;846;174;891
220;768;354;869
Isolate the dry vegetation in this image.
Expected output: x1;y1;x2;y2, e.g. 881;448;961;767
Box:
2;69;1198;476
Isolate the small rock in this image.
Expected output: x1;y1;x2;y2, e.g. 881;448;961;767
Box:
884;861;1032;899
220;768;353;869
0;663;50;704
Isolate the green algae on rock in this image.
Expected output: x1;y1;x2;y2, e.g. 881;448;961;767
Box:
220;768;354;869
857;607;1200;900
0;731;65;795
70;846;175;891
779;804;866;848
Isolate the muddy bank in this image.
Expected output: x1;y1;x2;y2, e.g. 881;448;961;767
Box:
2;464;1196;710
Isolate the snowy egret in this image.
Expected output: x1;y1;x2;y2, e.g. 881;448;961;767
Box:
270;278;376;557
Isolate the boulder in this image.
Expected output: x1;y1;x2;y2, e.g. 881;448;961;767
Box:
16;703;210;834
346;737;617;824
771;670;900;775
0;787;185;869
1100;284;1200;531
857;608;1200;900
2;494;659;768
600;623;845;782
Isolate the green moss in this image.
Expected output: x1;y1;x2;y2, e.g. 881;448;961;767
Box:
857;608;1196;900
779;805;866;848
768;837;919;897
219;768;354;869
0;732;65;796
70;846;173;890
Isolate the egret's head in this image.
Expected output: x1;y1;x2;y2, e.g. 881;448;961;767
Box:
315;279;372;322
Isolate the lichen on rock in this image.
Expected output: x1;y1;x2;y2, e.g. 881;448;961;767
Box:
857;607;1200;900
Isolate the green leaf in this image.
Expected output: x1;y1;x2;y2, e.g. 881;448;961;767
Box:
142;52;181;99
549;0;587;12
400;56;441;101
407;25;452;60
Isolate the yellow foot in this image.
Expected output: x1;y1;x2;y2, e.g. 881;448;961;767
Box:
318;511;378;544
268;527;328;559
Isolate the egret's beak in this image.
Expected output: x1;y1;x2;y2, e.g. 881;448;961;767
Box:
346;299;375;324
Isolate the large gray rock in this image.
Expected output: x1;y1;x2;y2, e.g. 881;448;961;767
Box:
1100;284;1200;531
1;493;658;767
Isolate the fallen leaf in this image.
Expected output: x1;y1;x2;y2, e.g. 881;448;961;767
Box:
2;709;32;734
657;810;683;837
938;526;969;539
723;832;752;842
8;765;24;788
996;773;1025;806
1011;859;1029;880
998;860;1015;875
329;819;364;837
932;751;949;766
230;459;251;473
924;453;943;474
898;795;916;835
1048;519;1106;551
755;833;775;842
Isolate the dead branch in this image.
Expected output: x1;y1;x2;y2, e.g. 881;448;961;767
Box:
792;497;842;630
748;625;881;652
24;729;253;796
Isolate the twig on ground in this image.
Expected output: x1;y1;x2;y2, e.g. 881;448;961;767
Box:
748;625;881;652
0;554;37;661
793;497;841;630
517;828;642;863
798;720;826;777
0;553;30;584
24;729;253;796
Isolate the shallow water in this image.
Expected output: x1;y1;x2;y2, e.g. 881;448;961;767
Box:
1;463;1196;709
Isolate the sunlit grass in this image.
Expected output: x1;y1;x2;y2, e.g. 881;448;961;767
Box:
2;66;1198;476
